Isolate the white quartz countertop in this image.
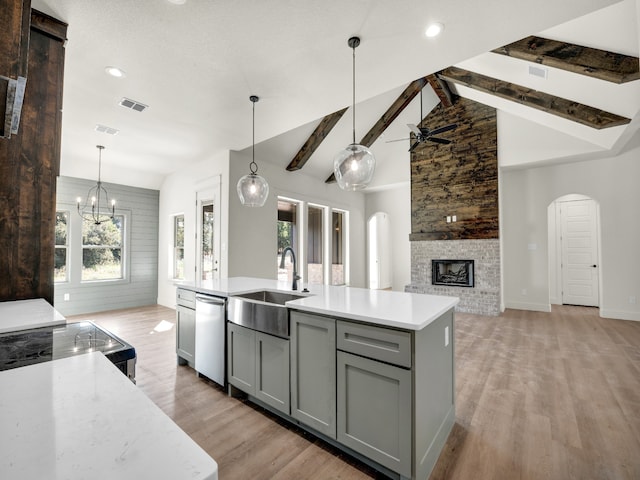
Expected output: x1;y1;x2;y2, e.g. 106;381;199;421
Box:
0;298;66;333
177;277;459;331
0;352;218;480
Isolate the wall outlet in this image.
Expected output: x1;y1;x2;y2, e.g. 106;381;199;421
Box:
446;216;451;223
64;293;70;301
452;215;457;222
630;296;637;305
445;326;450;347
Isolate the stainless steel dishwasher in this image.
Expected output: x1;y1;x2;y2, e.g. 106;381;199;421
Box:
195;294;226;386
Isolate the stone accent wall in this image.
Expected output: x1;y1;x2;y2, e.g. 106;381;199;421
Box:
406;239;500;316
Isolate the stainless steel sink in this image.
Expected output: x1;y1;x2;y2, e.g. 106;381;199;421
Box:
227;290;307;338
233;290;306;305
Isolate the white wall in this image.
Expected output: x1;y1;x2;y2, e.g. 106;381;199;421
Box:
365;184;411;291
157;151;230;308
228;150;367;288
501;134;640;321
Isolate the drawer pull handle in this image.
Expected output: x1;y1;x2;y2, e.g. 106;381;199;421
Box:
344;332;400;353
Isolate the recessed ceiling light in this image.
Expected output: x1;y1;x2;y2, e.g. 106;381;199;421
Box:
167;0;186;4
425;22;444;38
105;66;126;78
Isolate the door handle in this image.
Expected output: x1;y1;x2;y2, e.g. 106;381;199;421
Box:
591;265;597;268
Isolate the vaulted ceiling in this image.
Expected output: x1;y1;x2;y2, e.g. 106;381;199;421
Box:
31;0;637;191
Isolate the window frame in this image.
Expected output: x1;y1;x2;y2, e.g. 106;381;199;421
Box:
80;212;129;284
54;210;70;283
172;213;185;280
277;196;349;286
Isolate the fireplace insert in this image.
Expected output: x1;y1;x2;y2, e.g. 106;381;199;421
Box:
432;259;474;287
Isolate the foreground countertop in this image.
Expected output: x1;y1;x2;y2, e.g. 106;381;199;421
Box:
0;352;218;480
177;277;459;331
0;299;66;333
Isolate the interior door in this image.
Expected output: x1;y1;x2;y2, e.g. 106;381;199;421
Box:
196;184;221;283
561;199;599;306
368;212;391;290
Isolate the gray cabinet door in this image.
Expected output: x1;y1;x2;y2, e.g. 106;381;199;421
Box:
176;305;196;364
227;323;256;395
337;351;412;478
290;311;336;438
255;332;290;415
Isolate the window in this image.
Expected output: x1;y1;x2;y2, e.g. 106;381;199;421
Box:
307;205;325;285
173;214;185;279
331;210;346;285
200;203;215;280
277;199;298;283
55;211;69;282
277;197;348;286
82;215;124;281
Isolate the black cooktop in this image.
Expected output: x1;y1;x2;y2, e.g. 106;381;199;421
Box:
0;321;136;372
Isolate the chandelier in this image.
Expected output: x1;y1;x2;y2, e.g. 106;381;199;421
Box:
76;145;116;225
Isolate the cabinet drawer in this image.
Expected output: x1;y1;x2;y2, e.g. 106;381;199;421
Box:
336;321;411;368
176;288;196;309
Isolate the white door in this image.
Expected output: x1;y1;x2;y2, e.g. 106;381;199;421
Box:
368;212;391;290
560;199;599;306
196;184;221;284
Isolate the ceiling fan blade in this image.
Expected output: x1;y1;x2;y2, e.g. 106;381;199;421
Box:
408;141;421;152
385;138;411;143
428;137;452;144
428;123;458;136
407;124;422;136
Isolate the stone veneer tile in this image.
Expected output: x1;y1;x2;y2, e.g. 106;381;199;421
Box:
406;239;500;316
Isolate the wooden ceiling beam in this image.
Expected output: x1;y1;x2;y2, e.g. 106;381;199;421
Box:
325;77;428;184
426;74;456;108
359;77;427;148
286;107;348;172
438;66;631;130
492;36;640;84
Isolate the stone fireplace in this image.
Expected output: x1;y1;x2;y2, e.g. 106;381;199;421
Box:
406;240;500;316
406;98;500;316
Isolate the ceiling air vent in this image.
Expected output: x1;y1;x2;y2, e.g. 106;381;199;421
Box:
119;97;148;112
528;65;548;79
95;124;119;135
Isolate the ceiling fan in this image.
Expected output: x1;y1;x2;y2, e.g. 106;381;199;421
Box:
386;88;457;152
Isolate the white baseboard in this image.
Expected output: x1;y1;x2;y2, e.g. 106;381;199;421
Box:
504;301;552;313
599;309;640;322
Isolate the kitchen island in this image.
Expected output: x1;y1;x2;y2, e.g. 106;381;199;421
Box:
178;277;458;480
0;352;218;480
0;298;66;333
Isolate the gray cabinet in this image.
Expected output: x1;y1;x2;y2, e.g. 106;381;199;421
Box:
227;323;256;395
227;323;290;415
337;351;412;477
176;288;196;366
255;332;290;414
290;311;336;438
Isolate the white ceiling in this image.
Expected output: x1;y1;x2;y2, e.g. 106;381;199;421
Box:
30;0;636;190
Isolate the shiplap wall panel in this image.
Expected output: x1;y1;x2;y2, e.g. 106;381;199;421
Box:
54;176;159;316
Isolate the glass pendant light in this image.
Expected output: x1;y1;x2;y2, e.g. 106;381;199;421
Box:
237;95;269;207
334;36;376;191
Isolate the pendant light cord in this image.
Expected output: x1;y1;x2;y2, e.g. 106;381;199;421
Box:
352;42;356;144
97;145;104;184
250;98;258;174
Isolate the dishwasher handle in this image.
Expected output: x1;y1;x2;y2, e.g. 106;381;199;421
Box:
195;294;226;306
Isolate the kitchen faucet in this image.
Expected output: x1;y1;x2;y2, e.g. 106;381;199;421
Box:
279;246;300;291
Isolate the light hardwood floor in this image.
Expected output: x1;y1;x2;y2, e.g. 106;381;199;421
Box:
67;305;640;480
